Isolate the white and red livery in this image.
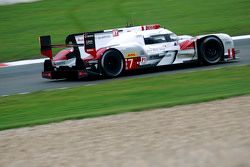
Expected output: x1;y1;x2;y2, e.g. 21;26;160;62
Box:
39;24;237;79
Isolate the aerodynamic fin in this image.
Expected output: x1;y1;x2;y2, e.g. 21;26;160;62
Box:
39;35;85;59
39;35;53;59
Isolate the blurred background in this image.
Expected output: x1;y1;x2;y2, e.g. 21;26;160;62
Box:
0;0;250;62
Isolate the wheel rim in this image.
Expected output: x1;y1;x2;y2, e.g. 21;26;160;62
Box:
102;51;123;77
202;38;223;64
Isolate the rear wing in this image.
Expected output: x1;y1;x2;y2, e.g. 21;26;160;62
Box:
39;35;84;59
39;24;161;59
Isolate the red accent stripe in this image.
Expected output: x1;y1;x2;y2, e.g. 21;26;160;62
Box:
0;63;8;68
232;48;235;59
53;49;71;61
180;40;194;50
228;49;231;58
85;49;97;58
95;48;107;60
41;50;53;59
145;24;160;30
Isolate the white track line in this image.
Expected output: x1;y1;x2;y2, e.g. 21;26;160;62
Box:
5;58;47;66
232;35;250;40
1;95;10;97
0;35;249;68
0;0;41;6
18;92;30;95
0;58;47;68
85;84;97;86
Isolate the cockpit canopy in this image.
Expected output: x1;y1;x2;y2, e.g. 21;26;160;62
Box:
144;33;178;45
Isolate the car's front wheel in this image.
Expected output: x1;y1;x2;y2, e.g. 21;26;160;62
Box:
199;37;224;64
101;49;124;77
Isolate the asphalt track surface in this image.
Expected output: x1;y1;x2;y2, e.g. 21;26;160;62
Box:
0;38;249;96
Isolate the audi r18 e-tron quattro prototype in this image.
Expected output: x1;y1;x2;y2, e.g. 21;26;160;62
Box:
40;24;237;79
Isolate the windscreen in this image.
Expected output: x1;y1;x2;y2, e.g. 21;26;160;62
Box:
144;33;177;45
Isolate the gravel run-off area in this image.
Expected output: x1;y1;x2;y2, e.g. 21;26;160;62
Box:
0;95;250;167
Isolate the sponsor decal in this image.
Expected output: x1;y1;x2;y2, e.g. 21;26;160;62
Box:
112;29;119;37
96;35;112;39
84;33;96;56
85;34;94;38
125;53;138;58
54;61;66;66
141;57;146;63
77;38;84;42
86;49;95;52
86;40;93;45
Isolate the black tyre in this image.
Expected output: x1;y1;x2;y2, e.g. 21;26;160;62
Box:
101;50;124;77
44;60;54;71
199;37;224;64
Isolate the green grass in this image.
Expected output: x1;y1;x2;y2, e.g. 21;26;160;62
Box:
0;65;250;130
0;0;250;62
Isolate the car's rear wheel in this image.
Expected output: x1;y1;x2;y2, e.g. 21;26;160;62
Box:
199;37;224;64
101;50;124;77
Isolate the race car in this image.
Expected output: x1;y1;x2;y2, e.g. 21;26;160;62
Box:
39;24;238;79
